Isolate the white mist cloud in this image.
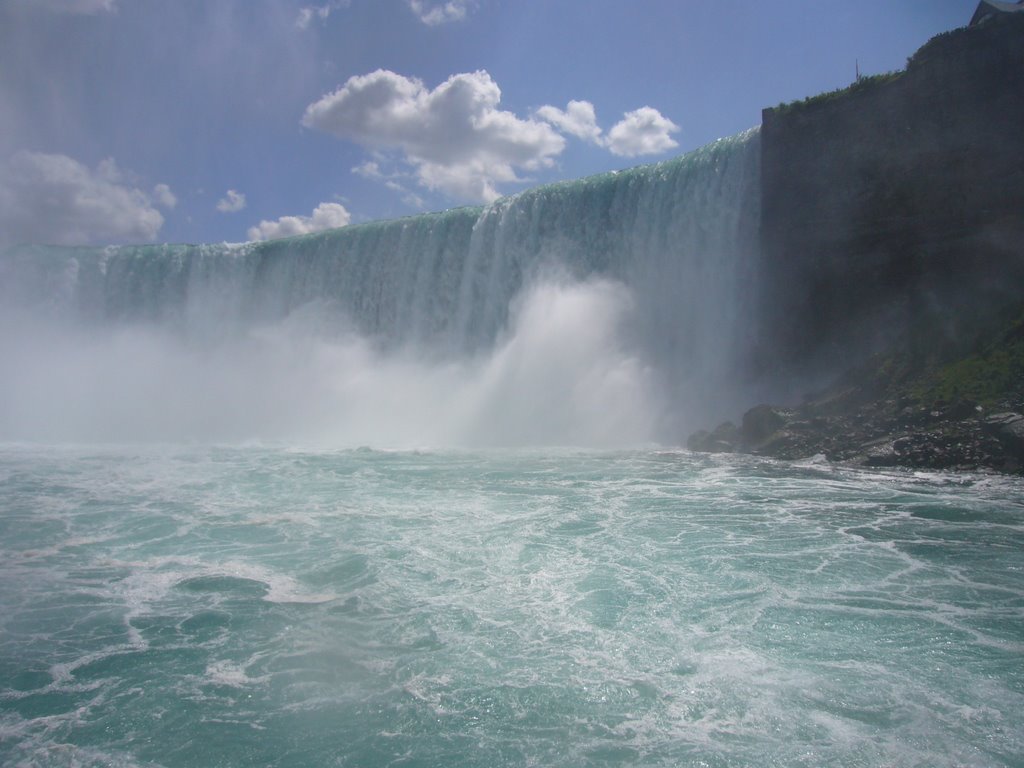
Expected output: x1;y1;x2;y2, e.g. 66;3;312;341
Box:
605;107;680;157
460;277;657;446
216;189;247;213
408;0;474;26
535;100;603;144
247;201;351;241
0;276;656;447
0;151;165;245
303;69;565;203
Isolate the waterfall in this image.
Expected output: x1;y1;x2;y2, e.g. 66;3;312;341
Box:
0;129;761;445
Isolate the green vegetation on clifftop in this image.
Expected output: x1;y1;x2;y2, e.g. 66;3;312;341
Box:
773;71;903;116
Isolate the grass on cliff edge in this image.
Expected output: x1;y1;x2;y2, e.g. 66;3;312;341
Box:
831;305;1024;413
773;71;903;116
906;308;1024;408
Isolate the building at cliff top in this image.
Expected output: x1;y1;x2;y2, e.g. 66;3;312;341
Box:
971;0;1024;26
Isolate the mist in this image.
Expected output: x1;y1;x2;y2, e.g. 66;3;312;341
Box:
0;276;661;448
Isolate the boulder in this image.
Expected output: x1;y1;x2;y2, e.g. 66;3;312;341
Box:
740;405;789;446
983;412;1024;460
687;421;738;453
862;440;899;467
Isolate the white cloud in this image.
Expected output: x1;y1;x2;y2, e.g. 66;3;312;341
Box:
605;107;680;157
296;1;468;30
0;151;165;246
15;0;116;13
408;0;473;26
295;0;349;30
247;202;351;241
538;101;680;159
352;160;384;180
385;181;425;209
353;161;425;209
303;69;565;203
536;100;602;144
216;189;247;213
152;183;177;209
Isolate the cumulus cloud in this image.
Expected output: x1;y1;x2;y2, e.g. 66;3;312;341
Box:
296;1;470;29
605;107;680;157
353;162;425;208
216;189;247;213
352;160;385;180
152;183;177;209
408;0;473;26
247;202;351;241
303;69;564;203
0;151;165;246
538;101;680;158
295;0;349;29
388;182;425;209
14;0;116;13
535;100;602;144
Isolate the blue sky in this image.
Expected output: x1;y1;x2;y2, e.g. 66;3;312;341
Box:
0;0;976;246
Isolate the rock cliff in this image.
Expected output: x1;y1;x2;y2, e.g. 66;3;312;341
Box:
760;12;1024;380
692;11;1024;473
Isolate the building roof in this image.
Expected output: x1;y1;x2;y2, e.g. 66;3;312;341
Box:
971;0;1024;26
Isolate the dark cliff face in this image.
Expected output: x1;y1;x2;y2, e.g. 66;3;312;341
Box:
759;13;1024;388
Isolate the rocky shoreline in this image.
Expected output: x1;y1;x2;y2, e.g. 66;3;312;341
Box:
688;399;1024;474
688;310;1024;474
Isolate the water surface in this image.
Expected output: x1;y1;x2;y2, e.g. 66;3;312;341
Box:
1;446;1022;766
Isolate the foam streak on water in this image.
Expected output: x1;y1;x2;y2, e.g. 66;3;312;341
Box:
1;447;1022;767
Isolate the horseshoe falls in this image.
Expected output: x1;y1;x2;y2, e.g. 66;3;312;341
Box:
0;130;761;447
2;130;1023;768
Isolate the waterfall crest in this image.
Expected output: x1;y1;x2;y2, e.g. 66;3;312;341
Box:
0;129;761;445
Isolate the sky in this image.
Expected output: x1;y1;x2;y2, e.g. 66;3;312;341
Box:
0;0;979;247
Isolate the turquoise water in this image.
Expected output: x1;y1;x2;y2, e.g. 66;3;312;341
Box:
1;446;1022;767
4;124;1019;766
